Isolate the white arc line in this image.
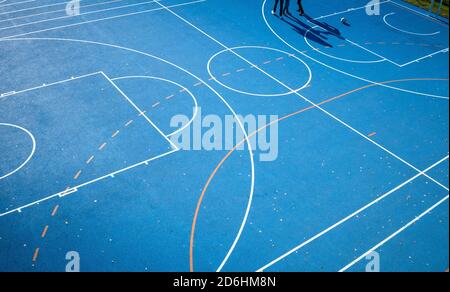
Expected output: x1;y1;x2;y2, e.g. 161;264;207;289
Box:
0;123;36;180
383;12;441;36
257;155;449;271
340;194;449;272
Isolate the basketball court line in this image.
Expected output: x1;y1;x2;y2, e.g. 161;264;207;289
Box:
0;0;99;17
0;1;444;272
303;0;449;68
155;0;449;272
0;37;256;251
110;75;199;138
262;0;448;99
0;0;114;20
0;123;36;180
383;12;441;36
158;0;450;193
340;194;449;272
389;0;449;26
0;71;179;217
313;0;391;20
0;0;35;9
257;155;449;271
0;0;159;31
0;0;122;24
0;0;207;39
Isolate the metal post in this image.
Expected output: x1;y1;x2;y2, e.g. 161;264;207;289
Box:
429;0;436;13
437;0;443;15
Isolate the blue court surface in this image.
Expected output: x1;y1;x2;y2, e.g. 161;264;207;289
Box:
0;0;448;272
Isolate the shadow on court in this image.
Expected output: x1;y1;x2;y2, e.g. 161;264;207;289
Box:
280;13;345;48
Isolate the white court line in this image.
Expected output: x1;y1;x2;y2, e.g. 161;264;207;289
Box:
0;71;101;98
0;0;158;31
0;71;180;217
0;0;35;10
257;155;449;271
262;1;448;99
303;0;449;68
0;0;69;16
157;0;450;272
344;38;403;67
399;48;449;67
0;148;179;217
0;0;122;25
0;0;207;39
111;75;199;138
0;37;254;238
340;194;449;272
101;72;179;150
383;12;441;36
312;0;392;20
0;123;36;180
389;0;449;26
302;26;387;64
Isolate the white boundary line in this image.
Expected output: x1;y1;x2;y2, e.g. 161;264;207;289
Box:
340;194;449;272
0;0;70;16
0;0;35;10
399;48;449;67
0;0;206;39
1;71;101;98
313;0;392;20
0;0;122;25
0;148;178;217
303;0;448;68
111;75;199;138
0;123;36;180
261;1;449;99
0;71;178;217
257;155;449;271
389;0;449;26
303;26;387;64
156;0;449;272
383;12;441;36
0;0;158;31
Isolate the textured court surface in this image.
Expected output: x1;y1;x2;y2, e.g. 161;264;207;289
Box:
0;0;448;272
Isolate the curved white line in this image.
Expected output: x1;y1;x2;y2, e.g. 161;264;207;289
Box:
0;123;36;180
383;12;441;36
261;0;449;100
207;45;312;97
110;75;199;137
303;26;386;64
0;37;255;272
